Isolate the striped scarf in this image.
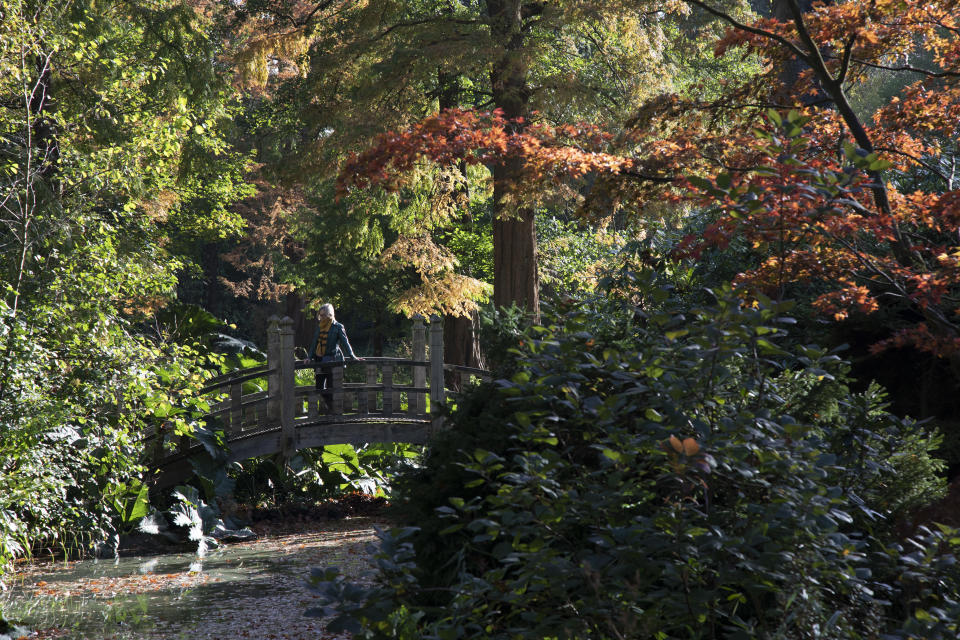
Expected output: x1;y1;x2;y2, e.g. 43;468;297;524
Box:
315;318;333;357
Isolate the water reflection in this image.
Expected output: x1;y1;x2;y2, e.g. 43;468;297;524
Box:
0;539;332;639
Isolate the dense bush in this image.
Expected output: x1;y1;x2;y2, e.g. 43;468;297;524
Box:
310;277;958;639
0;299;223;575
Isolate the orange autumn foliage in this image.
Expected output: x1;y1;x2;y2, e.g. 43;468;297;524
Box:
677;111;960;356
336;108;636;205
667;0;960;357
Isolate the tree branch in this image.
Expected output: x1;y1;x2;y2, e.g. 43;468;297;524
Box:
837;34;857;84
620;169;676;184
783;0;828;75
874;146;954;184
684;0;812;63
848;58;960;78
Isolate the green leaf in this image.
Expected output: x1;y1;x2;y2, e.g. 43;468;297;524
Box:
688;175;713;191
124;481;150;523
601;448;622;462
439;524;464;535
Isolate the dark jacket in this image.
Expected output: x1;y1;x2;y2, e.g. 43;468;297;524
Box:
309;321;358;362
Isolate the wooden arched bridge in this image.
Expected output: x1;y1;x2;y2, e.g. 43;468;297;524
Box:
153;316;489;488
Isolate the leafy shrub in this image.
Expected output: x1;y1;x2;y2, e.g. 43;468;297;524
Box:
231;443;421;507
0;302;147;572
138;484;255;556
0;297;227;576
310;279;957;639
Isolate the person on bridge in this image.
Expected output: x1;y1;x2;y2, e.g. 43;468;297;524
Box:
309;303;363;413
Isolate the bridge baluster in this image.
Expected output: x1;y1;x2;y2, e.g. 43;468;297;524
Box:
257;394;267;428
367;364;378;414
412;317;426;414
393;367;402;415
230;383;242;432
267;315;281;425
331;364;344;415
429;315;444;431
357;364;368;415
306;381;319;419
382;362;394;415
278;316;296;457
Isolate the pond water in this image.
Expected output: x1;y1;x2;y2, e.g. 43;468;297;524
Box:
0;518;382;640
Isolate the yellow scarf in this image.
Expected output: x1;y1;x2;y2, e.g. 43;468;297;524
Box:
315;318;333;357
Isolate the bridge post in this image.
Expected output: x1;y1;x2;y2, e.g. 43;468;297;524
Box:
278;316;296;457
429;315;444;433
412;316;426;414
267;316;281;425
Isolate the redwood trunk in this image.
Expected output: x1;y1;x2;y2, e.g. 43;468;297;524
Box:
491;173;538;316
444;311;485;388
488;0;539;318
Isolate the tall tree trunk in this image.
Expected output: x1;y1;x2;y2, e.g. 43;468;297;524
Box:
488;0;539;319
491;171;538;315
284;291;312;352
445;310;485;386
438;69;485;370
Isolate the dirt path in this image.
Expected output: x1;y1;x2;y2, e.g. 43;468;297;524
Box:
4;517;385;640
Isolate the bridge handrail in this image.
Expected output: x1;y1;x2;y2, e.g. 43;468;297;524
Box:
200;365;274;394
293;384;431;394
295;357;431;369
206;392;270;418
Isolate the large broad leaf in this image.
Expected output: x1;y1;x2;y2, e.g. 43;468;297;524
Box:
190;453;237;501
165;486;223;557
192;425;229;461
137;508;180;543
121;481;150;524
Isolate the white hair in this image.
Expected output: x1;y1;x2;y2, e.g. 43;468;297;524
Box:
317;303;335;320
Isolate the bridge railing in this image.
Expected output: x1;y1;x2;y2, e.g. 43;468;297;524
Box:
201;364;274;435
295;358;431;419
